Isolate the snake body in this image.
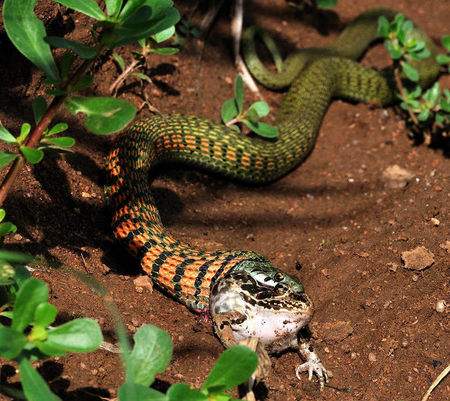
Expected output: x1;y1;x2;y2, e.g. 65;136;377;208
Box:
106;8;439;376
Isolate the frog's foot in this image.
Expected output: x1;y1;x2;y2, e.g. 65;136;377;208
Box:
295;354;329;389
295;333;330;390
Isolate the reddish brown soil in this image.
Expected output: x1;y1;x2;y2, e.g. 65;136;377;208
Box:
0;1;449;400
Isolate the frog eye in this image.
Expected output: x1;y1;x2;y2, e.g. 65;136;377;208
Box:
273;272;284;282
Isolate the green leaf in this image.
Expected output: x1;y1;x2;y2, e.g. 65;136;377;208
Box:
248;101;270;118
221;99;239;124
112;52;126;71
118;0;146;21
131;72;152;83
0;209;5;222
0;222;18;237
17;123;32;144
0;326;27;359
436;54;450;65
244;120;279;139
105;0;123;17
126;324;172;386
20;146;44;164
118;382;166;401
377;16;390;38
3;0;60;82
234;75;244;113
435;113;445;125
65;96;136;135
45;36;97;59
424;82;440;105
32;97;47;124
417;109;430;121
401;61;420;82
0;250;33;264
37;318;102;356
12;278;48;332
47;122;69;136
167;384;207;401
72;74;94;91
440;97;450;113
442;35;450;51
0;124;17;144
19;359;62;401
152;26;176;43
54;0;106;21
44;136;75;149
386;42;403;59
104;6;180;48
59;52;76;80
151;47;179;56
316;0;337;9
0;152;18;169
202;345;258;393
34;302;57;327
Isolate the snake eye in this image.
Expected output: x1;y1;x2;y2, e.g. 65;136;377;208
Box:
273;272;284;282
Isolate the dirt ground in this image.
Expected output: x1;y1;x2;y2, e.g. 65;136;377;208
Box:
0;0;449;400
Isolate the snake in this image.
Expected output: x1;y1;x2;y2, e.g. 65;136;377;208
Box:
105;8;440;386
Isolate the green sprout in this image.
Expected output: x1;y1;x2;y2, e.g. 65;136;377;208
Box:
436;35;450;72
118;323;258;401
221;75;279;139
378;14;449;140
0;251;102;401
110;26;179;96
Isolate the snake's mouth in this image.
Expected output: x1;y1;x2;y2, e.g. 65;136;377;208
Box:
210;264;314;353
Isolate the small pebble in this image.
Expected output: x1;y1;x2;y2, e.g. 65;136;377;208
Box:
430;217;440;226
350;352;357;359
13;233;22;241
368;352;377;362
382;165;414;189
435;300;447;313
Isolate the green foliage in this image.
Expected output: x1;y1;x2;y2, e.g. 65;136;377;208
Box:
118;326;258;401
111;26;179;95
378;14;449;139
315;0;337;9
0;255;103;401
221;75;279;139
0;0;181;175
65;96;137;135
0;209;17;237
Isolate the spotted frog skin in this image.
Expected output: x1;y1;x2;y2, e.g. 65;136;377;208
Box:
210;260;329;386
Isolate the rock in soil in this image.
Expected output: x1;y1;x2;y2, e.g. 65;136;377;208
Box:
382;165;414;188
401;246;435;270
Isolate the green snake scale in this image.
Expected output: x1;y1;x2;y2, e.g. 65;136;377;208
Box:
106;8;440;314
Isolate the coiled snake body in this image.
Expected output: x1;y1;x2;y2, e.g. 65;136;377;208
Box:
106;9;439;385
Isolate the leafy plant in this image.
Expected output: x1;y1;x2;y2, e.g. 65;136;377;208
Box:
0;209;17;238
221;75;279;139
378;14;450;140
110;26;179;96
0;0;181;205
0;251;102;401
118;323;258;401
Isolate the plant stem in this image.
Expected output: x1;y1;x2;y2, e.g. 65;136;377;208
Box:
109;58;141;95
394;68;420;126
0;51;103;206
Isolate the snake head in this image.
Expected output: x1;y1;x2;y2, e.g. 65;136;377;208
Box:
210;260;313;353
